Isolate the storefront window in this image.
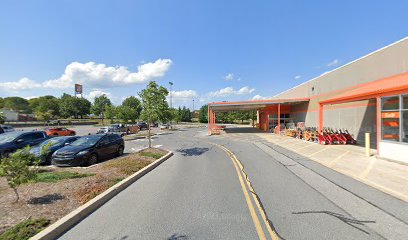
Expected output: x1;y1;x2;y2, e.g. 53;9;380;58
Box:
381;95;408;143
381;96;399;110
403;95;408;110
403;111;408;143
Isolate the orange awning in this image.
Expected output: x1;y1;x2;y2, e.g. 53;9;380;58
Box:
320;72;408;105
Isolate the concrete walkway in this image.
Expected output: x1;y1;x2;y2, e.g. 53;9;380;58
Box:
220;127;408;202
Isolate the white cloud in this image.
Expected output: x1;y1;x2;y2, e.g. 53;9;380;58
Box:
294;75;302;80
327;59;339;67
251;95;271;100
0;77;42;91
170;90;198;99
43;59;172;89
86;89;112;102
209;86;255;97
224;73;234;81
24;96;40;100
1;59;173;92
237;86;255;95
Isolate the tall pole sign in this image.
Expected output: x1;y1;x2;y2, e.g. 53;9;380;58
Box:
74;84;83;98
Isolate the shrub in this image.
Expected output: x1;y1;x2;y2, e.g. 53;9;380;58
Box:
0;147;40;202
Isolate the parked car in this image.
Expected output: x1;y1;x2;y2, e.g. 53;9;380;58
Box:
52;133;124;167
137;122;149;130
45;127;76;136
30;136;80;165
0;131;48;158
0;125;15;133
97;127;112;134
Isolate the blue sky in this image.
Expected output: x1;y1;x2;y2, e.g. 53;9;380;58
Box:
0;0;407;109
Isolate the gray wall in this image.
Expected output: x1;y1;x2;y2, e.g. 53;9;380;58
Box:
277;37;408;147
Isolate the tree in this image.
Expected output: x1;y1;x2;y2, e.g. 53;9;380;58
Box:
59;94;77;118
169;108;181;123
122;96;142;118
0;147;39;202
116;105;139;123
3;97;30;113
199;104;208;123
180;106;192;122
139;81;169;148
0;111;5;124
75;97;91;118
104;105;117;124
0;97;4;108
91;95;111;125
29;96;60;118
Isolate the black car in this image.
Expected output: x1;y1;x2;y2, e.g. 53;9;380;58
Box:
137;122;149;130
52;134;124;167
30;136;80;165
0;131;48;158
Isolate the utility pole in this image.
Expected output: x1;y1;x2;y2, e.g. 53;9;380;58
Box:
192;99;195;111
169;82;173;109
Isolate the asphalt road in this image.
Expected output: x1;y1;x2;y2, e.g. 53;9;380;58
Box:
58;127;408;240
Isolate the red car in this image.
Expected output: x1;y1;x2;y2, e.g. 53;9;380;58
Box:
45;127;76;136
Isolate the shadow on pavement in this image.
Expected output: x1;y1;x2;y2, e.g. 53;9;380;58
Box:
292;210;375;235
177;147;209;156
224;127;264;134
168;234;188;240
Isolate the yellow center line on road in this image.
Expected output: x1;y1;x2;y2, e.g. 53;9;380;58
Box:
209;142;280;240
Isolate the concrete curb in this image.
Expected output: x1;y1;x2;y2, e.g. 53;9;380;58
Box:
30;151;174;240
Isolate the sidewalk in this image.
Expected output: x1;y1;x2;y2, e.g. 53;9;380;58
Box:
255;133;408;202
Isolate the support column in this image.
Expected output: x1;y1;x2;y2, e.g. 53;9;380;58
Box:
208;106;211;134
376;97;381;156
318;103;323;133
277;104;281;134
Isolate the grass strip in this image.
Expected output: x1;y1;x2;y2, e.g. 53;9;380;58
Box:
0;218;50;240
31;171;95;183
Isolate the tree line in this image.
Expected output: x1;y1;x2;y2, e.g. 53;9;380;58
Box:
198;104;256;124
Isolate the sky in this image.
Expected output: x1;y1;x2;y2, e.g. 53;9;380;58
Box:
0;0;407;109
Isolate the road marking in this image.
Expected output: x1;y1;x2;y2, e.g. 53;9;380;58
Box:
307;147;328;157
210;142;279;240
327;150;350;167
359;157;377;178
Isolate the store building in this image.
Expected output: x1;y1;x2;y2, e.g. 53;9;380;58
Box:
208;37;408;163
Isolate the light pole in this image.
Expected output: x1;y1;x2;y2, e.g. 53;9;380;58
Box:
169;82;173;109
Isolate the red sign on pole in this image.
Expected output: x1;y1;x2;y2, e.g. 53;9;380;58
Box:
75;84;83;94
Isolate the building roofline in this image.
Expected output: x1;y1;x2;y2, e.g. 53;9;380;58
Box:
274;36;408;97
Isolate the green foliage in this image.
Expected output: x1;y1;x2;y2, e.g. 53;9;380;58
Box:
0;111;5;124
91;94;111;116
59;94;91;119
35;110;53;122
180;106;192;122
0;146;40;202
31;171;95;183
122;96;142;117
116;105;139;123
199;104;208;123
169;108;181;123
29;96;60;117
139;81;169;147
139;81;170;123
104;105;117;123
0;97;4;108
0;218;50;240
3;97;30;113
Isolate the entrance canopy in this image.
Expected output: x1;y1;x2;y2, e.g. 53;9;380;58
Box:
208;98;309;112
320;72;408;105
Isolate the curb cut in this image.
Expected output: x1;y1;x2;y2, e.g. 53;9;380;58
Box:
30;151;174;240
